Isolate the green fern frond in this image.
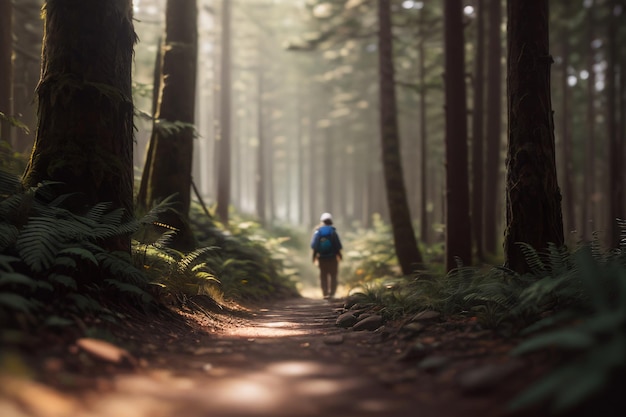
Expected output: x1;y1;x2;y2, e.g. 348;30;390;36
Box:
0;193;26;218
0;293;34;313
0;224;18;251
177;246;217;274
66;293;102;313
104;279;153;303
0;255;20;271
0;169;21;197
0;272;38;289
16;220;64;272
85;202;113;221
518;242;548;276
58;247;99;266
96;252;146;286
48;274;78;290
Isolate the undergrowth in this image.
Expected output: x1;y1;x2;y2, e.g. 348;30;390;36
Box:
0;166;299;350
342;217;625;415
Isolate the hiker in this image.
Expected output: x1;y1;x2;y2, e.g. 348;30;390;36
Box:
310;212;343;299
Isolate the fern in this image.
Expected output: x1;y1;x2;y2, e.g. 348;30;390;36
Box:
511;246;626;413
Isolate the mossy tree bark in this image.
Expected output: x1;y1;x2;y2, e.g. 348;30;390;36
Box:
22;0;136;252
443;0;472;271
377;0;424;275
504;0;564;273
139;0;198;251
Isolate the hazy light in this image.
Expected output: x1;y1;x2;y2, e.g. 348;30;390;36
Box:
591;39;603;49
267;361;319;377
583;0;594;8
464;6;475;16
313;3;333;18
402;1;424;9
567;75;578;87
579;70;590;80
596;80;605;91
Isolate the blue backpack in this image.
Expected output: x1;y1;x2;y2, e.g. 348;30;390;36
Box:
317;226;335;257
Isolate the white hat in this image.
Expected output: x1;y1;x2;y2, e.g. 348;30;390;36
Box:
320;212;332;222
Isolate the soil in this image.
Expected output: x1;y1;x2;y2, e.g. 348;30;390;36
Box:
1;296;559;417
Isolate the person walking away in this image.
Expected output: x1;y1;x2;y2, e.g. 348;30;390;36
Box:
311;212;343;299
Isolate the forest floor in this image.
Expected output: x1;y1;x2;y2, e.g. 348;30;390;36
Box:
0;295;563;417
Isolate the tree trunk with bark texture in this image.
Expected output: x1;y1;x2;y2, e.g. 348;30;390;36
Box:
471;0;485;261
23;0;136;252
140;0;198;250
484;0;502;256
444;0;472;271
504;0;564;273
216;0;232;224
377;0;424;275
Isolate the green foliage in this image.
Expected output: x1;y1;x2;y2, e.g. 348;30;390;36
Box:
153;119;198;138
190;206;300;302
340;214;400;285
0;140;28;175
134;243;221;299
339;215;625;413
0;171;153;332
509;246;626;414
0;112;31;135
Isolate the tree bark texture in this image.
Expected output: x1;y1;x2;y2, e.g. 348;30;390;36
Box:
23;0;136;244
606;0;623;247
136;38;163;212
471;0;485;261
444;0;472;270
216;0;232;224
377;0;424;275
559;16;576;237
582;5;596;240
483;0;502;255
141;0;198;250
504;0;564;273
418;10;429;244
0;0;13;142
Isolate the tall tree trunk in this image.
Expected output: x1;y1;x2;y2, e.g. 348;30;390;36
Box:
471;0;485;261
582;5;596;240
136;38;163;212
0;0;13;143
418;9;430;244
559;15;576;237
483;0;502;256
504;0;564;273
606;0;622;247
256;67;266;224
140;0;198;250
297;86;305;225
216;0;232;224
22;0;136;252
378;0;424;275
323;128;333;214
444;0;472;270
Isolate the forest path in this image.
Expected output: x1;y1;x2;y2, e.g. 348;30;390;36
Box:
1;298;531;417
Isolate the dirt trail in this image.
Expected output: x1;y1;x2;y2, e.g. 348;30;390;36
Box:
1;298;530;417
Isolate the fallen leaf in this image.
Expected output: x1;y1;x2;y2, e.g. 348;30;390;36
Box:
76;338;135;366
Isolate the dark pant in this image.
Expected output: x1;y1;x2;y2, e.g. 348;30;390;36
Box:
318;257;338;297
